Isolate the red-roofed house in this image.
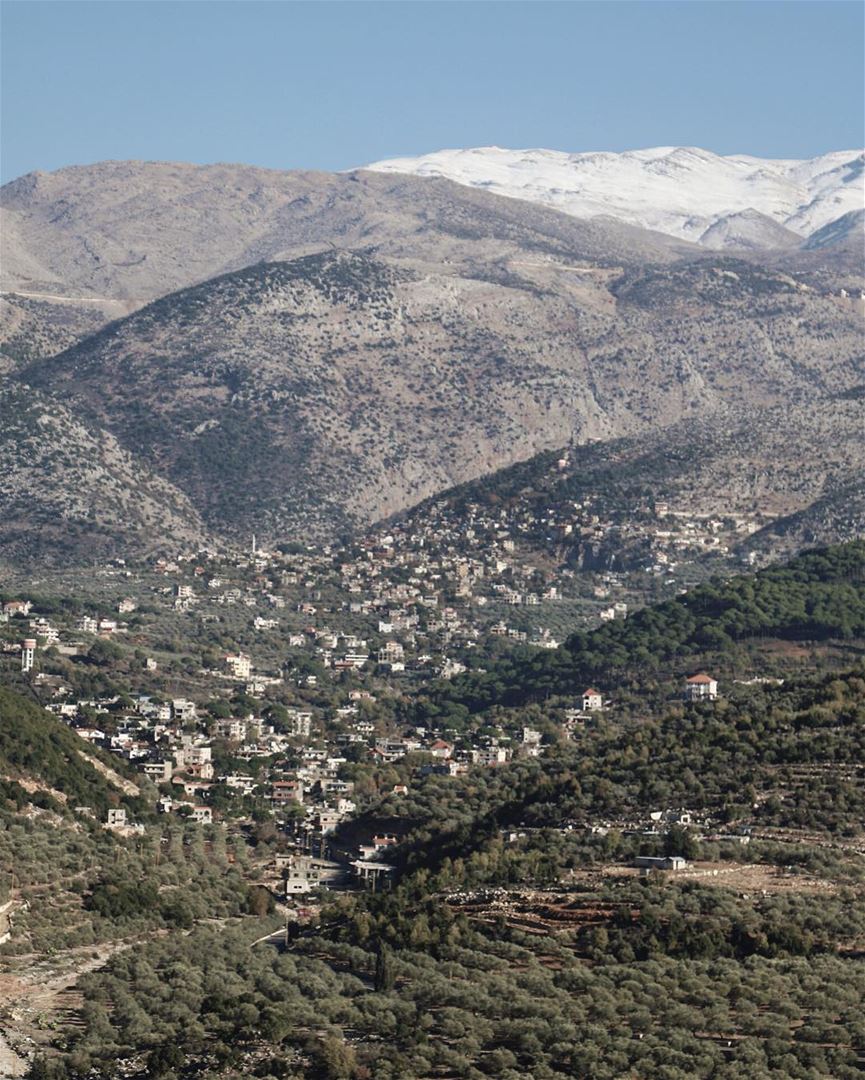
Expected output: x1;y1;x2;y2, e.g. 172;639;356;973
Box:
684;673;718;702
582;688;603;712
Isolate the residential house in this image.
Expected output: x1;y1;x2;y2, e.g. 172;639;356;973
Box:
271;780;303;807
3;600;32;617
142;760;173;784
225;653;251;680
582;688;604;712
684;673;718;702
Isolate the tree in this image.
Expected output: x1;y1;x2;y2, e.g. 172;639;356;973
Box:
88;638;124;666
310;1035;356;1080
147;1042;185;1077
374;942;395;992
246;885;274;917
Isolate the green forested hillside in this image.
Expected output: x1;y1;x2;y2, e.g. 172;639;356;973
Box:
31;667;865;1080
414;542;865;719
0;687;144;816
387;668;865;881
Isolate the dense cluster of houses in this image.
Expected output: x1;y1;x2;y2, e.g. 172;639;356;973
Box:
2;485;735;898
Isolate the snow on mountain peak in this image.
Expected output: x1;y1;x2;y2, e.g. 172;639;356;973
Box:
363;145;864;245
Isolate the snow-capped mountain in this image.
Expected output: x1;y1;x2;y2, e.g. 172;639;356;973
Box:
364;145;864;245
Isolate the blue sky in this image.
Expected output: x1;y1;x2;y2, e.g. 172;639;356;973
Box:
1;1;863;183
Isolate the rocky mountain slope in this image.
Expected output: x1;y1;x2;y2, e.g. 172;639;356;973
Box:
0;160;690;360
0;292;113;371
745;478;865;559
16;244;863;549
366;145;865;245
0;384;208;565
1;156;862;563
803;208;865;251
390;394;865;571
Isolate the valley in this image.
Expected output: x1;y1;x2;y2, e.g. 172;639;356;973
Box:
0;141;863;1080
1;543;864;1077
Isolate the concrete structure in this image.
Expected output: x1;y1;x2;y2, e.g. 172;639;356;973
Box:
582;688;603;711
283;855;345;895
634;855;687;872
351;860;394;891
225;653;251;680
684;673;718;702
271;780;303;806
286;709;312;737
142;760;173;783
20;639;36;674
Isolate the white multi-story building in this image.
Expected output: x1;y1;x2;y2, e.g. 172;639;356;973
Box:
684;673;718;702
215;718;248;742
378;640;405;664
225;653;251;680
286;709;313;738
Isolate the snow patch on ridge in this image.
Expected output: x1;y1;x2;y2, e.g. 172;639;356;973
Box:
364;146;865;245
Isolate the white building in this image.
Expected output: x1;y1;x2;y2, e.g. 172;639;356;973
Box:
225;653;251;680
378;640;405;664
582;688;603;712
286;709;313;738
684;673;718;702
216;718;248;742
20;638;36;673
172;699;198;723
142;760;173;783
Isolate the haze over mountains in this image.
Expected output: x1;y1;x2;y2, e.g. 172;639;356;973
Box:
0;149;862;564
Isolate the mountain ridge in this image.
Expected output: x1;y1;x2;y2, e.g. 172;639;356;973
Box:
15;245;863;553
366;144;865;245
0;159;691;303
0;156;862;564
0;159;695;365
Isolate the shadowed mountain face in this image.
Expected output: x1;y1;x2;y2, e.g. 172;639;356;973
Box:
743;479;865;559
802;209;865;252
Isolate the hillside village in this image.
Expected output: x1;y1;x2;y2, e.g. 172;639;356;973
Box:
0;573;740;898
2;4;865;1073
384;443;771;582
0;492;747;897
2;541;864;1080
